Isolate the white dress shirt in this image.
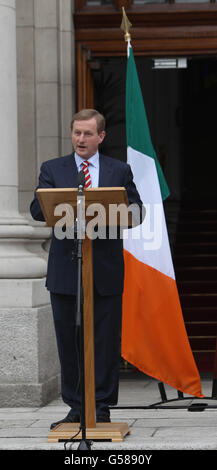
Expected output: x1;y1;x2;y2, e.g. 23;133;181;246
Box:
74;152;99;188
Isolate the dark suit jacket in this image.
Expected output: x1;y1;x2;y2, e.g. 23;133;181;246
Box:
30;153;143;296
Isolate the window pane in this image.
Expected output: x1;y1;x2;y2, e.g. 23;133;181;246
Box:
176;0;210;2
86;0;112;5
134;0;166;3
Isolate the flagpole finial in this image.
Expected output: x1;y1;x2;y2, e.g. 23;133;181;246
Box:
120;6;132;42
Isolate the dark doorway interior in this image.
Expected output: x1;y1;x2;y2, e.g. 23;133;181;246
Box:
93;57;127;163
183;57;217;203
93;55;217;373
93;55;217;203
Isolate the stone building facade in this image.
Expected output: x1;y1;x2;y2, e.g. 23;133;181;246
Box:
0;0;75;406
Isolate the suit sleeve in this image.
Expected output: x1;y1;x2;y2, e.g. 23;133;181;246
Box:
30;162;54;222
123;163;145;226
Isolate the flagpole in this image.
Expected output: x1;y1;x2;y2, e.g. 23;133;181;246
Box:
120;6;132;42
120;6;132;57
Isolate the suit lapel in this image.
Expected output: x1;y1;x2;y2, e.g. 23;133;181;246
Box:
98;154;113;187
61;153;78;187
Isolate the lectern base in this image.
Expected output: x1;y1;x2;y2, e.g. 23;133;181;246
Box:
48;422;130;443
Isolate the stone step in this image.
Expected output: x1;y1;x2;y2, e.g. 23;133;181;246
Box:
174;203;217;373
174;254;217;267
183;306;217;322
178;280;217;294
177;221;217;232
179;209;217;220
175;266;217;281
185;321;217;336
180;293;217;307
189;336;217;350
176;232;217;243
193;351;216;372
183;306;217;321
174;242;217;255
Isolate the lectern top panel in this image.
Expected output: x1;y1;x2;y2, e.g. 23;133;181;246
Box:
37;187;129;227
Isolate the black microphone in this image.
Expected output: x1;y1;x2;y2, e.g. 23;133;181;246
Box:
77;170;85;190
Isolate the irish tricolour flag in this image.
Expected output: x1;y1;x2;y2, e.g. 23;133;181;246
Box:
121;43;203;397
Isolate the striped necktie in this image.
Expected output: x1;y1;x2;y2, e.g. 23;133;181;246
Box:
82;160;92;188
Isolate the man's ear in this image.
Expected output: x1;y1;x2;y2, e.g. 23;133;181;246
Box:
99;131;106;144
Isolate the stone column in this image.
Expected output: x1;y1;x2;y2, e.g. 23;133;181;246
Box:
0;0;59;406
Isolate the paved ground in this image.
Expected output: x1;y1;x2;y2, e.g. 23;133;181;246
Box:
0;373;217;451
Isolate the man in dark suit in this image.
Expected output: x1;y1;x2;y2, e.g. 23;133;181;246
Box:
30;109;143;428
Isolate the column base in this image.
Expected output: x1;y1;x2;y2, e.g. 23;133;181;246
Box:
0;278;49;307
0;288;60;407
0;375;60;407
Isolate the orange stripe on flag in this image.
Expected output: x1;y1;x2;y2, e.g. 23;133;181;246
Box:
122;249;203;398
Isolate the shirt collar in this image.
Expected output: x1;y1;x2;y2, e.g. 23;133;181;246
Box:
74;151;99;169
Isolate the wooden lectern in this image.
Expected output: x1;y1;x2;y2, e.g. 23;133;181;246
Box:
37;187;130;443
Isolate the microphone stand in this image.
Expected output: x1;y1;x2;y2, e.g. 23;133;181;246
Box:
75;173;92;451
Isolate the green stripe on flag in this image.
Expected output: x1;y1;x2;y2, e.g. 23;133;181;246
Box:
126;45;170;200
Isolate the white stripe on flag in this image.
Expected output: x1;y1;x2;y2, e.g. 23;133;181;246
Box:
124;146;175;280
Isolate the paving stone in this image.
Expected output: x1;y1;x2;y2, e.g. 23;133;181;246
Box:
0;376;216;450
0;420;36;428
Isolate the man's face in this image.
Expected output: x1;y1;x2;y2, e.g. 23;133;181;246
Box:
71;117;105;160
